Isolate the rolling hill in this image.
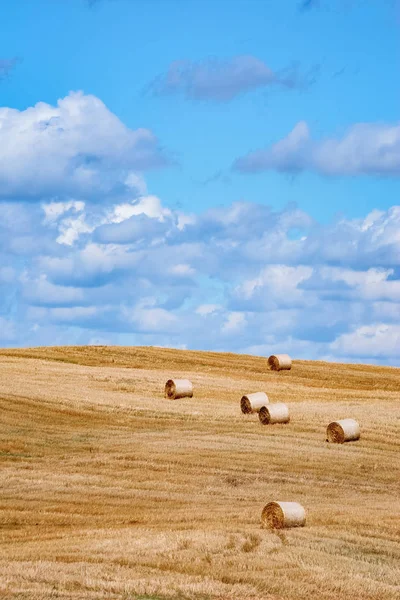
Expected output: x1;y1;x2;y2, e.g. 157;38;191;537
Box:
0;346;399;599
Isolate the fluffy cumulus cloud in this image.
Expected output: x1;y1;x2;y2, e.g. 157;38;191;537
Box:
1;190;400;365
234;121;400;177
0;91;167;201
0;95;399;365
331;324;400;359
150;56;316;102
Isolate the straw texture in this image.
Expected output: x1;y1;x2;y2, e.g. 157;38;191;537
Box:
259;403;290;424
326;419;360;443
164;379;193;400
240;392;269;414
261;501;306;529
268;354;292;371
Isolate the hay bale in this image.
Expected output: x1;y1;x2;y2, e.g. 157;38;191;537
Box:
268;354;292;371
241;392;269;414
261;501;306;529
165;379;193;400
259;403;289;424
326;419;360;443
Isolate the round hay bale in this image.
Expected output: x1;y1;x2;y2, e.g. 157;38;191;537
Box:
261;501;306;529
268;354;292;371
240;392;269;414
326;419;360;443
259;403;289;425
164;379;193;400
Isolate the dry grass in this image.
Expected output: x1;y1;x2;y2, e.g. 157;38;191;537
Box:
0;345;399;600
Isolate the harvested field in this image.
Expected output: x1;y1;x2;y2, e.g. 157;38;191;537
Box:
0;345;399;600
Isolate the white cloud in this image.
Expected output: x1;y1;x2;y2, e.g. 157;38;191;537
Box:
122;298;178;333
169;264;196;276
222;311;247;333
109;195;172;224
56;213;93;246
176;212;196;231
0;122;399;365
234;121;400;177
234;265;314;310
38;242;139;287
331;324;400;358
307;267;400;302
7;199;398;367
0;92;166;201
196;304;222;316
21;274;86;306
42;200;85;223
151;55;314;102
124;173;147;196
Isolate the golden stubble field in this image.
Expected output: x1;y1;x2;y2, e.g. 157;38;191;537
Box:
0;345;399;600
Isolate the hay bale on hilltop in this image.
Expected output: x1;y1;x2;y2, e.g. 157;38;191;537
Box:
261;501;306;529
326;419;360;443
259;403;289;424
165;379;193;400
240;392;269;414
268;354;292;371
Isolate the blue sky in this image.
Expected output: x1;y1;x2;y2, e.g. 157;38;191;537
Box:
0;0;399;364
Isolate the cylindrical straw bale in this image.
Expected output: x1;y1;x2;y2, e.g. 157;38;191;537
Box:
259;403;289;424
326;419;360;443
268;354;292;371
261;501;306;529
240;392;269;414
164;379;193;400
